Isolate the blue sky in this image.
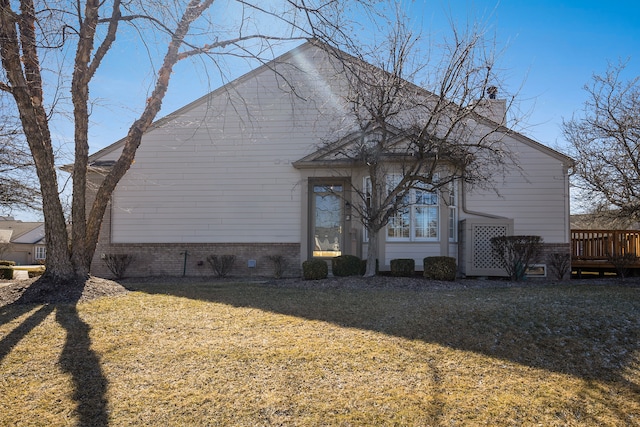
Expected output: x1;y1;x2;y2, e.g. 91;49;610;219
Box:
419;0;639;150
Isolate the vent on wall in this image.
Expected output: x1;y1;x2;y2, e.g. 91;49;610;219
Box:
459;218;514;277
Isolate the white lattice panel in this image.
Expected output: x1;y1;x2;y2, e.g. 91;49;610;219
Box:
459;218;513;277
472;224;507;269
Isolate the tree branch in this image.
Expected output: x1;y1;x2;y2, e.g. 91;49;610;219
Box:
176;35;305;60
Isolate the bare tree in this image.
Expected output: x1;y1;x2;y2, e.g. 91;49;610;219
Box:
317;19;516;276
563;62;640;224
0;0;364;287
0;94;40;213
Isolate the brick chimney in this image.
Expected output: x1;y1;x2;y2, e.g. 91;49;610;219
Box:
475;86;506;125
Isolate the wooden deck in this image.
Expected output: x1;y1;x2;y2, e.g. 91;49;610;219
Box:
571;229;640;276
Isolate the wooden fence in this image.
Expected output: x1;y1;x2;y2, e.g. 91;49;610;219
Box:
571;229;640;270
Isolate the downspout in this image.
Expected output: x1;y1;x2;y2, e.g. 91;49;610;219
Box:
181;250;188;277
460;182;508;219
563;163;572;247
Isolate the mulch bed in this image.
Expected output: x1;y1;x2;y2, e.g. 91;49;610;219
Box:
0;276;129;306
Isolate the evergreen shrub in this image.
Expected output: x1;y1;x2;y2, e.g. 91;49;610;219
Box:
331;255;362;277
390;258;415;277
423;256;457;281
0;266;13;280
0;260;15;280
302;259;328;280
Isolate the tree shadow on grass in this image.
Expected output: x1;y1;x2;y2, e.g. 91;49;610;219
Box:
127;279;640;388
56;304;109;426
0;278;109;427
0;303;55;361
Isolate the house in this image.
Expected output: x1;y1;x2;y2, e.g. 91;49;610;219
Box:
570;212;640;230
86;41;573;278
0;216;46;265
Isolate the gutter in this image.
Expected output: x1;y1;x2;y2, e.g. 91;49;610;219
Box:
460;181;508;220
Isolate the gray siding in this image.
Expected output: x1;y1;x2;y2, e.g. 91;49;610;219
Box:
462;135;570;243
110;44;345;244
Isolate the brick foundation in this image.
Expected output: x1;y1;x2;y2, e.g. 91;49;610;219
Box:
538;242;572;280
90;242;301;279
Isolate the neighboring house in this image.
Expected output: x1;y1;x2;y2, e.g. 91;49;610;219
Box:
571;213;640;230
0;216;46;265
86;41;573;278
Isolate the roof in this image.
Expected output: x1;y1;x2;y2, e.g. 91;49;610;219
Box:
0;219;45;244
87;40;319;163
293;109;574;171
292;123;412;169
88;39;574;169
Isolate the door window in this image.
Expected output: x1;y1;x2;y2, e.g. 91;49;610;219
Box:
312;184;343;257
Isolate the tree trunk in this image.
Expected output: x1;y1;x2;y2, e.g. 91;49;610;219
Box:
70;0;102;278
82;1;214;272
0;0;75;281
364;227;379;277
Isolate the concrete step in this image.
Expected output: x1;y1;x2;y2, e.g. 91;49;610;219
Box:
13;270;29;279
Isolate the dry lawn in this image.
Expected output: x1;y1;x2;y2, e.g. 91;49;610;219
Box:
1;276;639;426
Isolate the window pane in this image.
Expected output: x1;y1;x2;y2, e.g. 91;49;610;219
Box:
415;189;437;205
313;185;342;193
384;173;443;242
449;185;456;205
449;206;457;241
388;206;410;238
415;206;438;238
35;246;46;260
313;184;342;257
387;174;401;188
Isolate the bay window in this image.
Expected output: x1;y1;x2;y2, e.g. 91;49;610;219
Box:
387;174;439;241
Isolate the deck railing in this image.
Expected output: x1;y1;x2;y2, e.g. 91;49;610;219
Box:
571;229;640;262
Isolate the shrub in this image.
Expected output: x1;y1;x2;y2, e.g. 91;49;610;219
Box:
423;256;457;281
302;259;328;280
490;235;543;281
28;267;45;278
332;255;362;277
390;258;415;277
607;253;638;279
265;254;286;279
547;252;571;280
206;255;236;278
0;260;15;280
103;254;135;279
0;266;13;280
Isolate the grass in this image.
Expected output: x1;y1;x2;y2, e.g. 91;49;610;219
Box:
1;278;639;426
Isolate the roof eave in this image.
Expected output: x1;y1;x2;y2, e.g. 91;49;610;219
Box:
292;159;362;169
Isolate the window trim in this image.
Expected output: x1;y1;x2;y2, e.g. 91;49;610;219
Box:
35;245;46;260
448;181;458;243
385;174;440;242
